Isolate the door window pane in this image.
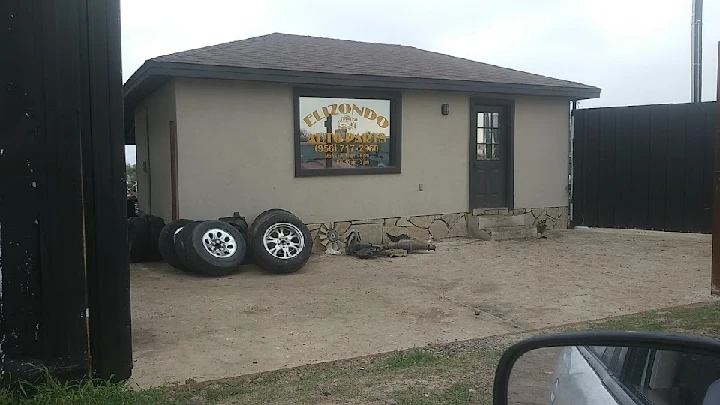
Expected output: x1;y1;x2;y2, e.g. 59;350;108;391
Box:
477;113;486;128
477;144;486;159
488;129;497;144
476;112;500;161
477;112;500;129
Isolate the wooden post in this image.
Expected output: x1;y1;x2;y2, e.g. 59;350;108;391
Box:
170;121;179;220
83;0;132;381
1;0;131;383
2;0;93;382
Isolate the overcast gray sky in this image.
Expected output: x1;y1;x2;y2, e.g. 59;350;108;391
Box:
122;0;719;164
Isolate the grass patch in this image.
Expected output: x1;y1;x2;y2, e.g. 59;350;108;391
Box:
385;349;441;370
202;384;249;403
3;302;719;405
587;302;720;336
393;383;492;405
0;376;162;405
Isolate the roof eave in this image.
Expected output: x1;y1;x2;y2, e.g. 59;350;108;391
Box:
123;61;172;144
138;61;600;98
123;61;601;144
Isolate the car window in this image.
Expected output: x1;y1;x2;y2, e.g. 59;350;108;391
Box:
587;346;626;376
608;348;720;405
608;347;628;375
588;345;609;363
600;346;616;366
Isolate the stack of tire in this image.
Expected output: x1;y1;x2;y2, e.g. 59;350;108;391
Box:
158;209;313;276
128;213;165;263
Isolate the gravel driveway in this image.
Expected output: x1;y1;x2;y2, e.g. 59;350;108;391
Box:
129;228;712;387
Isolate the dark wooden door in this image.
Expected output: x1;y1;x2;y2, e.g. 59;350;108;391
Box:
470;105;508;209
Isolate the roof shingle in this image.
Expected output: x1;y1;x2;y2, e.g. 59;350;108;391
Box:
151;33;596;90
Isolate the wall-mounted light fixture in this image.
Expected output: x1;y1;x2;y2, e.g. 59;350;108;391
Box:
441;104;450;115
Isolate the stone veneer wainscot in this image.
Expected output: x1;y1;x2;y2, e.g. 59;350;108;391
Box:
307;207;569;253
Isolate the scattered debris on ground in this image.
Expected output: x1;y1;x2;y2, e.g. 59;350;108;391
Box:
344;230;436;260
386;238;436;252
383;249;408;258
345;230;384;259
536;219;548;238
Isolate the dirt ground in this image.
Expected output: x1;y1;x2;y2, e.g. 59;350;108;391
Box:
129;228;713;388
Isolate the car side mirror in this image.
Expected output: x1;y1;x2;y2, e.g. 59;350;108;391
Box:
492;331;720;405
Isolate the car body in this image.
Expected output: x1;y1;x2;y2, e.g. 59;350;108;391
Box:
550;345;720;405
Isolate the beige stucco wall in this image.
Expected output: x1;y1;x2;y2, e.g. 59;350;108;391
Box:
513;96;571;208
133;81;176;222
167;78;570;224
173;79;471;223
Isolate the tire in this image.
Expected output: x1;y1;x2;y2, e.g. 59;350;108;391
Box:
249;209;297;240
126;197;139;218
175;221;201;272
159;219;193;271
219;216;249;235
230;223;255;265
184;220;247;277
219;216;254;265
146;215;166;261
251;211;312;274
128;216;150;263
240;241;254;266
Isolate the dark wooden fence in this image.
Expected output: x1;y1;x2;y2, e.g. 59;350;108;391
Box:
2;0;131;382
572;101;716;233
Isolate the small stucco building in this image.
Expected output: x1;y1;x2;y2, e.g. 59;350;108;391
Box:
124;33;600;247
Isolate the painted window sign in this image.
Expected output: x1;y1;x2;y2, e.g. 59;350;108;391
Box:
298;97;392;170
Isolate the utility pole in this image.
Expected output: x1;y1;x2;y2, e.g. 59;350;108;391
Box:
691;0;703;103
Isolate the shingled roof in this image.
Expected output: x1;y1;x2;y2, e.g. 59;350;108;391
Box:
124;33;600;143
151;33;596;91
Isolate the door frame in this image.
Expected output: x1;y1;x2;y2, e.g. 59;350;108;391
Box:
468;97;515;211
169;120;179;220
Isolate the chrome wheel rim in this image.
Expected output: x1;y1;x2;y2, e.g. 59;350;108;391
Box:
173;226;184;241
202;228;237;258
262;223;305;260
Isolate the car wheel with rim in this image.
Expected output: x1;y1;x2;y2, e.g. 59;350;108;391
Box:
251;210;312;274
184;220;247;277
249;209;297;241
220;216;254;265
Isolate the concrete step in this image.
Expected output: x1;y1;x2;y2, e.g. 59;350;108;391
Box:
470;225;538;241
468;213;527;229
